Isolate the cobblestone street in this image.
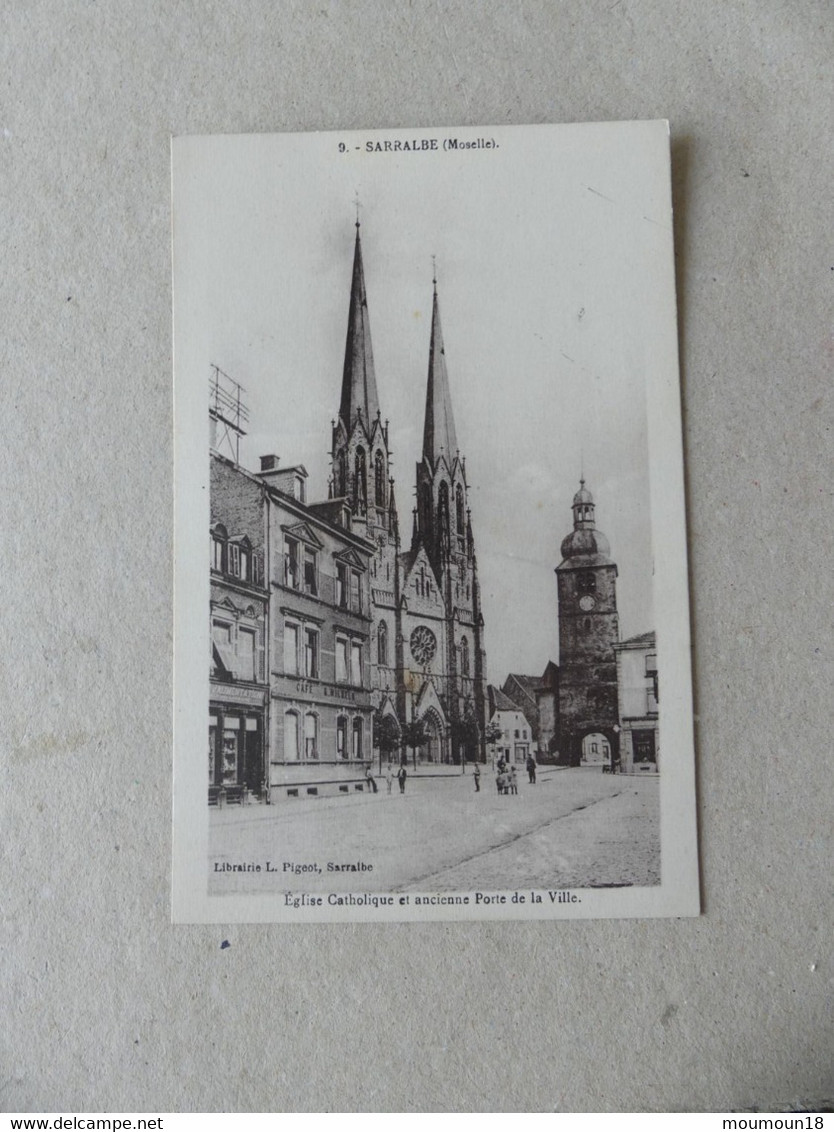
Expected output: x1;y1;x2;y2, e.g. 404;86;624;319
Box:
209;767;660;896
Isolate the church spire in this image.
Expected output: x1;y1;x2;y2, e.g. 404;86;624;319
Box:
339;222;380;430
422;275;458;466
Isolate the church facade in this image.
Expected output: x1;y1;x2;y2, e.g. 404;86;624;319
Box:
325;222;487;765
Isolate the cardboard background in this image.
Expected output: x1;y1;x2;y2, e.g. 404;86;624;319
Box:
2;0;831;1112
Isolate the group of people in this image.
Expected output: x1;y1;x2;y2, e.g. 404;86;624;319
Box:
367;764;409;795
365;753;538;798
493;754;537;795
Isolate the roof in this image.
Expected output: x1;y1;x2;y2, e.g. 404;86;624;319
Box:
618;630;657;648
422;283;458;465
339;225;380;430
503;673;541;706
488;686;522;714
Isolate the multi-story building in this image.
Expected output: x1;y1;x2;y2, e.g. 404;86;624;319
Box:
500;663;559;760
209;456;269;803
487;687;533;765
210;450;377;802
615;630;659;772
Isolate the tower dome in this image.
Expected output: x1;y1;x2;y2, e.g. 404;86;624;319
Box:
559;478;613;565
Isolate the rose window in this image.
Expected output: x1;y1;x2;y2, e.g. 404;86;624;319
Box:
409;625;437;667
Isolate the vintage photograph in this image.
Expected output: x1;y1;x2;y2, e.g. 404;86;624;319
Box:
172;122;698;922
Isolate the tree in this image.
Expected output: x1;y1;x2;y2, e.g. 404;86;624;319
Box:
373;711;401;753
484;719;503;746
452;709;481;765
400;718;428;767
484;718;503;767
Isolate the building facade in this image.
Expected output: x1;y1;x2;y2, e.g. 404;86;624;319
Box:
210;450;377;802
209;456;269;802
326;224;488;764
487;687;532;765
555;479;620;767
615;630;659;773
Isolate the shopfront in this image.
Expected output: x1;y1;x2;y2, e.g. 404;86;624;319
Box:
209;682;267;799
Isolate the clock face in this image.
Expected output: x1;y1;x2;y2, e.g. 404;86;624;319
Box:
579;595;596;612
409;625;437;667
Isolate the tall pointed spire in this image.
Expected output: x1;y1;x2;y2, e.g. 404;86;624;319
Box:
339;222;380;429
422;274;458;465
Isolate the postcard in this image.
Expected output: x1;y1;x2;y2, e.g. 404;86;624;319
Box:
172;120;698;922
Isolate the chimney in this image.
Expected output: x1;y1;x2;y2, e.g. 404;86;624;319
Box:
260;455;308;503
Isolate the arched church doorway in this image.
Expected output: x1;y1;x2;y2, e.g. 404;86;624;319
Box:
418;709;445;765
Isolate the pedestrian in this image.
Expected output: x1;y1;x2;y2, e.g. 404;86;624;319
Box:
397;764;407;794
473;762;481;792
365;764;378;794
526;754;537;784
509;765;518;795
385;767;393;794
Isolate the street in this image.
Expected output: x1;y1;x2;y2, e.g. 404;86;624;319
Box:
208;767;660;896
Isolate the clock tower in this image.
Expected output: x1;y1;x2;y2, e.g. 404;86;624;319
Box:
556;479;620;767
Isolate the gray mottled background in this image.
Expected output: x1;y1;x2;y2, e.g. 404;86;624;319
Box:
2;0;831;1114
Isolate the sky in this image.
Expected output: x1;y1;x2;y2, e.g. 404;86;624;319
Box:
175;123;676;685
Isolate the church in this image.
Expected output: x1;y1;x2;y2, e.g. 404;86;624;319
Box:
325;221;488;765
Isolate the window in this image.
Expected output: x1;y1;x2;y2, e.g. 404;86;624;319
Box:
419;483;433;539
304;713;318;760
336;563;348;608
285;538;299;589
228;543;240;578
336;637;348;683
303;547;318;595
350;641;362;686
350;570;361;613
337;717;347;759
460;636;470;676
283;622;299;674
438;481;450;544
377;621;388;667
237;628;255;681
645;652;658;676
578;572;596;594
211;533;224;571
221;717;240;783
456;484;465;544
374;450;385;507
304;628;319;678
514;729;520;740
352;717;363;759
209;716;218;782
284;711;299;761
355;447;367;505
212;620;234;674
239;546;249;581
337;450;347;497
